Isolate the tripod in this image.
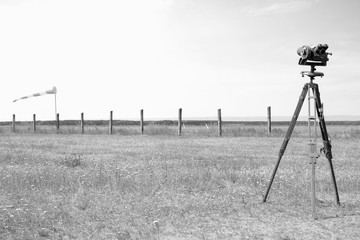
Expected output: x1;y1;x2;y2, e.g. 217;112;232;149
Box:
262;65;340;217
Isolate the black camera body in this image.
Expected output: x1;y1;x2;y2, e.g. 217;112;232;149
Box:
297;44;330;66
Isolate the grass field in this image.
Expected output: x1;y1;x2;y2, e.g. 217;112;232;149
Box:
1;124;360;239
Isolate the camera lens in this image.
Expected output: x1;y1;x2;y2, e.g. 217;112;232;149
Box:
297;46;311;59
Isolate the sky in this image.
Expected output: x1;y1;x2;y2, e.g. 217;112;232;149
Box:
1;0;360;121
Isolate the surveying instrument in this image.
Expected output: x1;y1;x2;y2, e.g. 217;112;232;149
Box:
262;44;340;219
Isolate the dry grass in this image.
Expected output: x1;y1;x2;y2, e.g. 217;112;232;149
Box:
0;125;360;239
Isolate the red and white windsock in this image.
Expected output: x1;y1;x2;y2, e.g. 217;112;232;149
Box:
13;87;57;103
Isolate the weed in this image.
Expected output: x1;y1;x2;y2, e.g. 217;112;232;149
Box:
61;152;83;168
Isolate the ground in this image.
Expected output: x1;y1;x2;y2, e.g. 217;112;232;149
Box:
1;124;359;239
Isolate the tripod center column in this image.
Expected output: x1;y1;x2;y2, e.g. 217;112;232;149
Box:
308;85;319;219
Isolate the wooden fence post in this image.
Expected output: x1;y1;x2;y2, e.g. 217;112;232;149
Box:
140;109;144;134
267;106;271;134
81;112;84;134
218;109;222;137
178;108;182;136
33;114;36;132
56;113;60;130
12;114;15;133
109;111;113;134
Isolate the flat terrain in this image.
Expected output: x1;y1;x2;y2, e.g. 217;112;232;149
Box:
1;126;360;239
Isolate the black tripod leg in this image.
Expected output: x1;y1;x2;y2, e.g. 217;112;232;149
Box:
312;84;340;205
263;84;309;202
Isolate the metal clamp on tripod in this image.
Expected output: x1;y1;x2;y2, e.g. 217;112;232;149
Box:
262;44;340;219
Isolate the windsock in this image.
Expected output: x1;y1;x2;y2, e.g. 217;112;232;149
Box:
13;87;57;103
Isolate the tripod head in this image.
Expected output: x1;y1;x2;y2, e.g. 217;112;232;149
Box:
300;65;324;79
297;44;331;79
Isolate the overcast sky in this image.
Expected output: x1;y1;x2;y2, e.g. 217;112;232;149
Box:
1;0;360;121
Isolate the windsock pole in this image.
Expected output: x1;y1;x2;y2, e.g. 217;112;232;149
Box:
54;92;57;121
